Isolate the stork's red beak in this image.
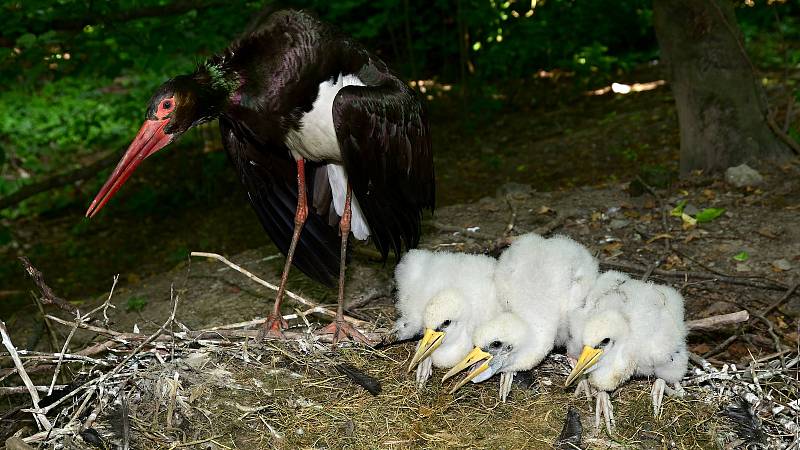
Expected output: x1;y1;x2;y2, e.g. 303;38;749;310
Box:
86;119;172;218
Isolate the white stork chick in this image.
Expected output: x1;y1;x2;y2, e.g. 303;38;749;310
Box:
442;233;599;401
564;271;688;434
392;249;500;386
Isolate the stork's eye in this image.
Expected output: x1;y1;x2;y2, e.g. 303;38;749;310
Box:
162;100;173;110
490;340;502;349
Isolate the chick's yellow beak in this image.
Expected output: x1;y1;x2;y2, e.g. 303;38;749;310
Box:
441;346;493;393
407;328;445;372
565;345;604;387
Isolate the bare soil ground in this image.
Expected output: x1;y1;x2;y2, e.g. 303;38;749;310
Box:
2;158;798;448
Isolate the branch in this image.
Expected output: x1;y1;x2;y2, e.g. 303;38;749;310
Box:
0;152;119;211
19;257;77;314
190;252;367;327
599;260;787;291
0;321;53;430
686;310;749;332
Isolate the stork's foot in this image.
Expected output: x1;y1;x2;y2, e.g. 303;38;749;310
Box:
315;319;372;345
594;391;615;435
257;314;289;340
499;372;515;402
415;355;433;388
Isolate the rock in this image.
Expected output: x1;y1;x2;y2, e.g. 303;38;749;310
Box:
609;219;630;230
725;164;764;187
772;259;793;272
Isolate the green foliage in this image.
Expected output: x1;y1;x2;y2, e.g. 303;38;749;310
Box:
732;251;750;262
695;208;725;223
126;296;148;312
0;0;796;219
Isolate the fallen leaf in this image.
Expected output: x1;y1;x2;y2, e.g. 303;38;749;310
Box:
702;189;716;200
670;200;687;217
771;259;793;272
591;211;602;222
646;233;673;244
538;205;554;215
643;199;656;209
623;210;640;218
695;208;725;223
732;251;749;262
603;242;623;253
681;213;697;230
757;227;779;239
640;213;653;223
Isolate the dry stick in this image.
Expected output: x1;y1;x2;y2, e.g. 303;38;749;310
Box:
703;334;739;359
190;252;366;327
0;385;67;395
19;257;77;314
48;324;78;396
686;310;749;332
0;321;53;430
761;282;800;316
599;260;788;291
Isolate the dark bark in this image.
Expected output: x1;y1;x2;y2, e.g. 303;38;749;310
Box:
653;0;793;176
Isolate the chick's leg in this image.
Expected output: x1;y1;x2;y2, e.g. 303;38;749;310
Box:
651;378;666;418
499;372;515;402
595;391;615;435
415;355;433;388
574;378;593;406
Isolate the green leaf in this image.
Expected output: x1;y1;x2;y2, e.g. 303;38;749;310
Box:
732;251;749;262
670;200;687;217
695;208;725;223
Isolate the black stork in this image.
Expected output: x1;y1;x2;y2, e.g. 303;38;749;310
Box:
86;9;435;344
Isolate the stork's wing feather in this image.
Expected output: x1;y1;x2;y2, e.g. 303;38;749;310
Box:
333;81;435;259
219;118;342;286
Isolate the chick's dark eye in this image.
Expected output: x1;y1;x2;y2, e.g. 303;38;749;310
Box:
599;338;611;347
490;340;502;349
442;320;451;327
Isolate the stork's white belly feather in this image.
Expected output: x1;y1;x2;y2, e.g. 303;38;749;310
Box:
285;74;370;241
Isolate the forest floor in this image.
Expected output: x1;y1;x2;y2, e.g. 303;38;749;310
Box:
2;69;800;448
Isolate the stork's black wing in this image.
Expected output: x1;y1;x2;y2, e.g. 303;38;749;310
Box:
219;118;341;286
333;75;435;259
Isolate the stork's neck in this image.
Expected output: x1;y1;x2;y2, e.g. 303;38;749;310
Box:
194;59;241;108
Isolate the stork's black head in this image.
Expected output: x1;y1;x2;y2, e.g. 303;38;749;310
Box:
86;72;229;218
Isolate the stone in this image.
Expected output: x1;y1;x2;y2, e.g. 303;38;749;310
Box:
772;259;793;272
725;163;764;187
609;219;630;230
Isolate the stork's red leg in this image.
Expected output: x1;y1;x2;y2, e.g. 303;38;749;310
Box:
259;159;308;339
315;186;371;345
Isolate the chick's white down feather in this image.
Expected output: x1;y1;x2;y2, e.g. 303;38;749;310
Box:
486;234;599;373
568;271;688;391
393;250;499;351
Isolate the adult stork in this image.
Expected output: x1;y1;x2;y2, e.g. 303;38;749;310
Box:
85;9;435;343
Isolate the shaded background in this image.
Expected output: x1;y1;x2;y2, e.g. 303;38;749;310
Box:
0;0;798;316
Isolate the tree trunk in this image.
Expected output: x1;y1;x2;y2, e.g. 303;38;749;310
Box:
653;0;792;176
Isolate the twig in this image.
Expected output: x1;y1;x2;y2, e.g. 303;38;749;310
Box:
0;321;53;430
0;385;67;395
599;260;787;291
48;324;77;396
19;257;77;314
703;334;739;358
190;252;366;327
686;310;749;332
432;222;498;241
761;282;800;316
